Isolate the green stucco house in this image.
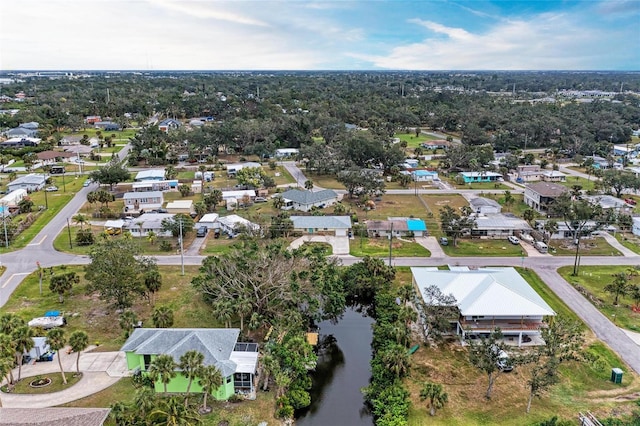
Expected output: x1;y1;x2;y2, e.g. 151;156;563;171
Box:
121;328;258;400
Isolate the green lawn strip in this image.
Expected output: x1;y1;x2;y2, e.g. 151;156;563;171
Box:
2;373;83;394
516;267;580;323
615;232;640;255
480;192;530;218
558;265;640;332
549;237;622;257
556;175;599;192
1;265;212;351
441;239;526;257
349;237;430;257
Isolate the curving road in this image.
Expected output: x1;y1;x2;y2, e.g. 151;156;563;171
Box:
2;159;640;375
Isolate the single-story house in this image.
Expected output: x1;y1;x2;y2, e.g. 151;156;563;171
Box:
124;213;174;237
540;170;566;182
403;159;419;169
123;191;164;213
366;217;427;237
158;118;181;133
469;197;502;214
221;190;256;202
585;195;631;213
36;151;74;163
1;137;40;147
121;328;259;398
85;115;102;124
64;144;93;155
7;173;46;192
132;179;178;192
411;170;439;182
275;148;299;158
225;162;261;177
198;213;220;230
471;214;533;238
165;200;194;214
135;169;166;182
218;214;260;235
524;182;568;214
516;165;541;183
104;219;125;233
94;121;120;131
279;189;339;212
535;219;605;240
19;122;39;130
420;140;449;150
0;408;111;426
0;188;27;208
3;126;37;138
459;171;503;183
291;215;352;236
189;119;205;127
412;266;555;346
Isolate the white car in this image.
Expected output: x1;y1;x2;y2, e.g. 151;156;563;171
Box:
45;186;58;192
508;236;520;245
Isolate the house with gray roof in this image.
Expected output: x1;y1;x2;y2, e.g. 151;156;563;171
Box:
3;127;37;138
471;213;532;238
469;197;502;214
412;266;555;346
121;328;258;398
524;182;568;213
7;173;46;192
279;189;339;212
124;213;174;237
158;118;181;133
291;215;351;236
0;408;110;426
585;195;631;213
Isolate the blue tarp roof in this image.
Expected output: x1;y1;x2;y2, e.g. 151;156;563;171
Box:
44;311;60;317
406;219;427;231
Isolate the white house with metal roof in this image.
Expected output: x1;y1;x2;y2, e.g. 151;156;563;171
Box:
279;189;340;212
134;169;166;182
217;214;260;236
291;215;352;236
7;173;46;192
412;266;555;346
471;213;532;238
123;191;164;213
124;213;174;237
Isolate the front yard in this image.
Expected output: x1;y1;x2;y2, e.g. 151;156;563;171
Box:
349;237;430;257
441;238;527;257
549;237;622;257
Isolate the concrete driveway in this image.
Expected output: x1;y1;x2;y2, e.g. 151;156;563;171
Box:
1;346;128;408
289;235;351;255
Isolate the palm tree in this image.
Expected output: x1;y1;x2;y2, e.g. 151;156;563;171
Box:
0;312;24;335
503;191;514;212
333;202;348;215
149;395;202;425
272;195;285;210
197;365;223;413
46;328;67;384
49;272;79;303
0;334;16;385
119;310;138;338
420;381;449;416
148;354;177;394
630;285;640;309
304;179;314;190
135;221;144;237
212;300;233;328
380;343;410;378
134;387;157;419
152;306;174;328
69;330;89;374
144;269;163;306
543;220;558;243
147;230;158;246
12;325;34;381
604;272;631;305
523;209;536;225
73;213;89;230
179;350;204;405
235;297;253;332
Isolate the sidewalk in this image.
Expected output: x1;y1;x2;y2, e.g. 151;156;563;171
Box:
415;236;446;257
599;231;638;257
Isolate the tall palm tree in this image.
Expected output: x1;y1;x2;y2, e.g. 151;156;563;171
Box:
149;354;177;394
0;334;16;385
212;300;233;328
235;297;253;332
272;196;285;210
49;272;79;303
197;365;223;413
69;330;89;374
144;269;163;306
380;343;410;378
149;395;202;425
304;179;314;190
0;312;24;335
119;310;138;338
420;381;449;416
46;328;67;384
134;387;157;419
179;350;204;405
12;325;34;381
147;230;158;246
152;306;174;328
73;213;88;230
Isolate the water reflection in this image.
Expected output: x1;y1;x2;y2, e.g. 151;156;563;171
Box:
296;308;374;426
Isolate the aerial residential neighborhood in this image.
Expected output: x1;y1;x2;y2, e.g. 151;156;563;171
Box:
0;42;640;426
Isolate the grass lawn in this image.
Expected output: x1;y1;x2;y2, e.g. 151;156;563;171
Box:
406;339;638;425
418;194;473;237
2;373;83;394
344;194;433;223
305;174;343;190
442;238;527;257
64;128;137;140
7;179;85;250
549;237;622;257
1;265;214;351
349;237;430;257
516;267;580;322
394;132;441;149
200;236;241;255
615;232;640;255
559;265;640;332
557;175;599;192
481;192;530;218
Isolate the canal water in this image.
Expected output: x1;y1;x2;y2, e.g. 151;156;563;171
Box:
296;307;374;426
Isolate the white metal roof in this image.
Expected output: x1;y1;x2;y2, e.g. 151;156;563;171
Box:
412;267;555;317
104;220;125;228
229;351;259;374
135;169;165;180
199;213;219;223
166;200;193;209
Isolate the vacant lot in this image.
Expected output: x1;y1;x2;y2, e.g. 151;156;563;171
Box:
394;132;442;149
549;237;622;257
442;238;527;257
349;237;430;257
559;265;640;332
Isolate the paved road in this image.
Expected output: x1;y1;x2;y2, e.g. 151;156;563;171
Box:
2;157;640;375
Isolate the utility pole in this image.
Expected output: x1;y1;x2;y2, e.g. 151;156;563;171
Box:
67;217;73;249
43;173;49;209
2;202;8;248
388;221;393;266
179;217;184;276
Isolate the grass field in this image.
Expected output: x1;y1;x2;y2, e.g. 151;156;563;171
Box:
349;237;430;257
419;194;470;236
559;265;640;332
442;238;527;257
394;132;442;149
556;175;599;192
343;194;431;223
615;232;640;255
549;237;622;257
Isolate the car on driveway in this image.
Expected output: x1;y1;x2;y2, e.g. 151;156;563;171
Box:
45;186;58;192
439;237;448;246
254;197;268;203
196;226;208;237
508;235;520;245
83;179;92;187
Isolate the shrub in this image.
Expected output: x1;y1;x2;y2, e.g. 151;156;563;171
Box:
75;229;95;246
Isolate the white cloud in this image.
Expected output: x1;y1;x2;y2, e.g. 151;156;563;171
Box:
145;0;270;26
354;13;629;70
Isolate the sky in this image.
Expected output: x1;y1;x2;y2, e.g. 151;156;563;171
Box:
1;0;639;71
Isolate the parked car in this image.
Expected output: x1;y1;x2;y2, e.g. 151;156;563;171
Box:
508;236;520;245
74;158;85;164
83;179;92;187
254;197;268;203
105;227;121;236
439;237;449;246
496;349;513;372
625;198;637;206
214;229;221;239
44;186;58;192
196;226;208;237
